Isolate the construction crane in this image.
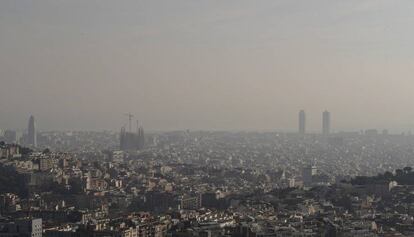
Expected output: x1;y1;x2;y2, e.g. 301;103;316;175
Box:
124;113;134;132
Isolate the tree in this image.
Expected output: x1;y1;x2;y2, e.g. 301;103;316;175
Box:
404;167;412;174
395;169;404;177
20;147;33;156
383;171;394;180
0;164;28;197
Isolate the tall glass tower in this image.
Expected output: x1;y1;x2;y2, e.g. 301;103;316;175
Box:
28;115;37;147
299;110;306;135
322;110;330;136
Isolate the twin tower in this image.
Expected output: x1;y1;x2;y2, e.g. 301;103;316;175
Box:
299;110;330;135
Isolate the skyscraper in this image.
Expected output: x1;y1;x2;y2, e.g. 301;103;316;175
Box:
27;115;37;147
322;110;330;136
299;110;306;135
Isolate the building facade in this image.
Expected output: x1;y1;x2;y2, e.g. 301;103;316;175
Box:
322;110;330;136
27;115;37;147
299;110;306;135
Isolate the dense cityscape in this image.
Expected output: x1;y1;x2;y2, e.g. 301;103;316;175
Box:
2;113;414;237
2;1;414;237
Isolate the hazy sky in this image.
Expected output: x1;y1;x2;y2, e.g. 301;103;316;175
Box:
1;0;414;132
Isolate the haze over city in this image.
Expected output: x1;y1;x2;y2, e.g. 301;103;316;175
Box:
5;1;414;237
1;0;414;132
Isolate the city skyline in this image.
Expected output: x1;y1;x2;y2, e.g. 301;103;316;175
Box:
4;110;414;135
2;1;414;235
2;1;414;131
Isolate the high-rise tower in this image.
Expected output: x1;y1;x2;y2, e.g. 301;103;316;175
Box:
27;115;37;147
322;110;330;136
299;110;306;135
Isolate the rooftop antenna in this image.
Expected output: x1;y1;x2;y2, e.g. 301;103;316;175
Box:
124;113;134;132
